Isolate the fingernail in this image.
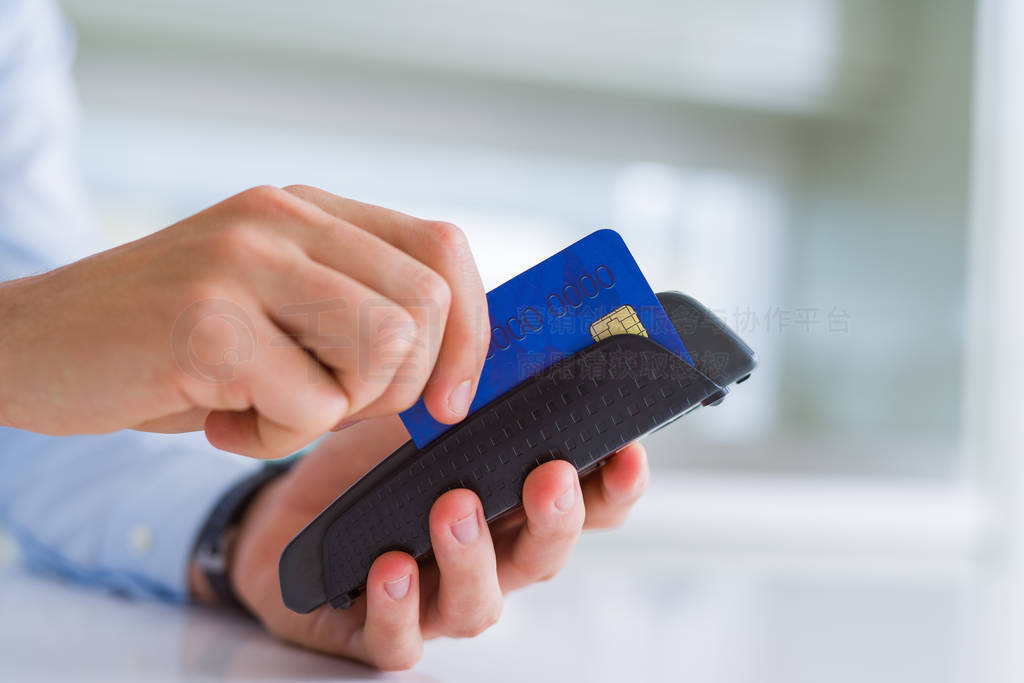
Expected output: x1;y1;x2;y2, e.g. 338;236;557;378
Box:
383;574;410;600
447;380;473;418
450;512;479;545
554;485;575;512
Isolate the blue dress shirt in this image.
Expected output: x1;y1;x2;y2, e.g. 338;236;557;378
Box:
0;0;258;601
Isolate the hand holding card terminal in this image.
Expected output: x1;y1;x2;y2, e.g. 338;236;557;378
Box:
278;289;755;613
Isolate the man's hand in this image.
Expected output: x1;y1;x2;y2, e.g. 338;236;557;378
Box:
0;186;489;458
223;416;649;670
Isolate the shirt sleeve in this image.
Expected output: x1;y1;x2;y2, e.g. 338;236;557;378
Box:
0;0;102;278
0;429;259;601
0;1;260;602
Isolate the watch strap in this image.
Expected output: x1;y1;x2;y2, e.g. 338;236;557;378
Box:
193;460;294;612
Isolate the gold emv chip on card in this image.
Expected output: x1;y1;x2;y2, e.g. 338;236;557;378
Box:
589;304;648;342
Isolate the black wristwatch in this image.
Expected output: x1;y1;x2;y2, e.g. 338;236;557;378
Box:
192;460;294;612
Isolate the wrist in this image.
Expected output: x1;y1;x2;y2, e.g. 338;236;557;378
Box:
226;476;286;610
189;463;292;610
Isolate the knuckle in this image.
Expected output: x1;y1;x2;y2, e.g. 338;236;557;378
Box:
174;290;246;340
281;183;317;197
367;302;420;358
377;381;426;416
176;361;247;404
448;622;481;639
169;290;258;393
302;269;348;304
367;618;405;647
517;554;565;583
527;503;582;541
374;645;423;672
381;300;419;336
534;569;559;583
447;600;502;638
394;381;427;412
426;220;468;249
236;185;306;218
202;223;268;266
423;220;470;261
409;266;452;313
337;307;419;413
237;184;285;209
337;381;386;418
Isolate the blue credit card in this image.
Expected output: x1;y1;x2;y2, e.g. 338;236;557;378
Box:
400;228;692;448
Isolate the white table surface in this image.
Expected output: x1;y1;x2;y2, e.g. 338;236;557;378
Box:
0;551;972;683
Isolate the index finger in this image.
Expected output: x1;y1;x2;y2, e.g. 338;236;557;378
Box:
282;185;490;425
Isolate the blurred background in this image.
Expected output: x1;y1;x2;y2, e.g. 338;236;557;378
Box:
60;0;974;476
6;0;1024;681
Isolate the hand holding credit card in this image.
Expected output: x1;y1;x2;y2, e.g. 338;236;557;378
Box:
278;227;755;613
400;229;693;447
